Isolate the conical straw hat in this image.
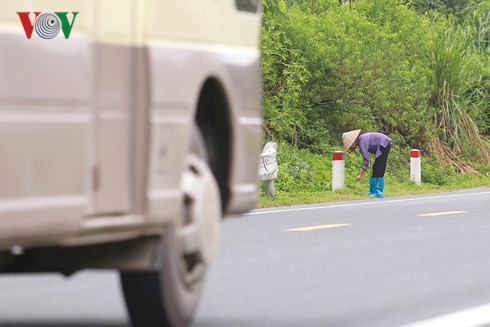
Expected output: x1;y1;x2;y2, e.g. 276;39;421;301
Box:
342;129;361;150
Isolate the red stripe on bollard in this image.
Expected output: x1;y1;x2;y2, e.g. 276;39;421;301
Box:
411;149;420;158
332;151;344;161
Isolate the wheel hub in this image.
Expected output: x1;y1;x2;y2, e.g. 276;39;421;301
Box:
178;153;221;267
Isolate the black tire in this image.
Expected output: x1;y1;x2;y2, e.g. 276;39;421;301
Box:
120;127;221;327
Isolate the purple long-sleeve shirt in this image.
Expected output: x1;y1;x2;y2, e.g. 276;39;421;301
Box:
357;133;392;170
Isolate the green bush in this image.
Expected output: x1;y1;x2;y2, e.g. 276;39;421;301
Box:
259;0;490;204
421;159;454;186
273;142;333;193
262;0;435;150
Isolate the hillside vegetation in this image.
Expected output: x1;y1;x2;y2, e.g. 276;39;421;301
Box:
259;0;490;205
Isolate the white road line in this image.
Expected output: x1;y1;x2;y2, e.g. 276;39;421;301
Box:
245;191;490;216
401;303;490;327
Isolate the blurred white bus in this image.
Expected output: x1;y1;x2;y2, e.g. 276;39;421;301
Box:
0;0;262;326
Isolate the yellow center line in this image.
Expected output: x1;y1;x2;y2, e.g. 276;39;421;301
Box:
285;224;351;232
417;211;467;217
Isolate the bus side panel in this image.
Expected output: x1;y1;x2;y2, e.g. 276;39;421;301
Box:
143;0;262;221
0;1;93;248
222;52;262;214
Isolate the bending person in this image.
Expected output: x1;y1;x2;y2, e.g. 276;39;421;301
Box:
342;129;391;198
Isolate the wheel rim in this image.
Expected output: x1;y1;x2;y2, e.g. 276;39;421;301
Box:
176;152;221;285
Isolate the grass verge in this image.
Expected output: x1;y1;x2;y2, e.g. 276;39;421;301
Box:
258;174;490;208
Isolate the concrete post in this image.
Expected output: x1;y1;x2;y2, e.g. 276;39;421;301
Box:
258;142;278;197
410;149;421;185
332;151;345;191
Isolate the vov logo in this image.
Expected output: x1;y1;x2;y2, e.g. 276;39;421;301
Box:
17;12;79;39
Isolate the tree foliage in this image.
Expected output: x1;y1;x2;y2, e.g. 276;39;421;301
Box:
261;0;490;169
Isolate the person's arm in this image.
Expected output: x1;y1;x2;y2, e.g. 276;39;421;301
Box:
357;140;369;181
357;168;366;182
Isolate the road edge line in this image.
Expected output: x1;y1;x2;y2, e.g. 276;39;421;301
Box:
245;191;490;216
400;303;490;327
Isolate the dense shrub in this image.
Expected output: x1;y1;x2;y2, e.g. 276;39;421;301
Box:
262;0;435;150
261;0;490;195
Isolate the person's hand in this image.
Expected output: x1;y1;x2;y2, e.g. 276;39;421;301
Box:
356;174;363;182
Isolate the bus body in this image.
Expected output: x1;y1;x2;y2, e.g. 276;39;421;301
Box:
0;0;262;325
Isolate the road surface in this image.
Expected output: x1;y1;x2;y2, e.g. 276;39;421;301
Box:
0;187;489;327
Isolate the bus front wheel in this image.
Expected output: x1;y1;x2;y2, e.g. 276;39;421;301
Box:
120;127;222;327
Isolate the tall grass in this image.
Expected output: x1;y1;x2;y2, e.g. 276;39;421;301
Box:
428;27;490;170
465;0;490;55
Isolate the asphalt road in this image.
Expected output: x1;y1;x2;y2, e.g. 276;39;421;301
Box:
0;187;489;327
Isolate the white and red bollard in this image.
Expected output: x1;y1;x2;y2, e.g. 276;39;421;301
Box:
410;149;421;185
332;151;345;191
